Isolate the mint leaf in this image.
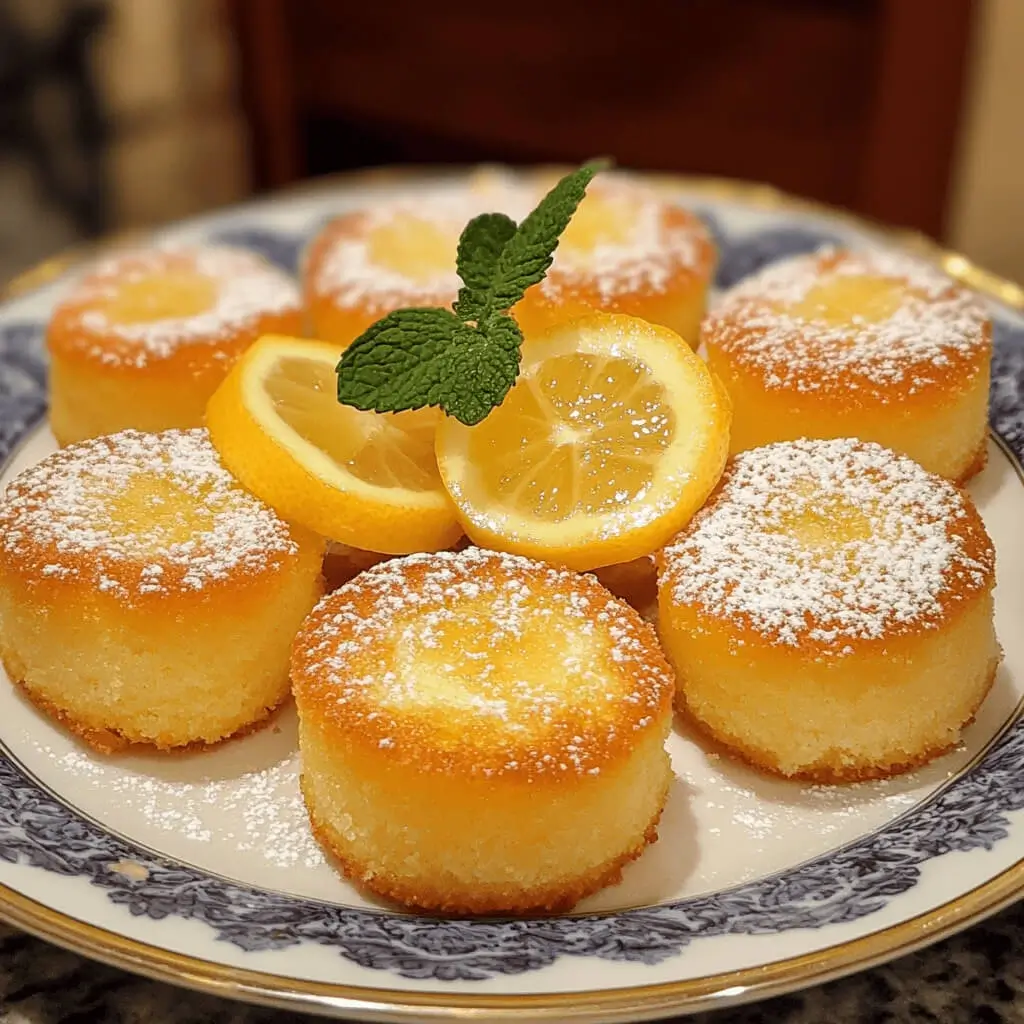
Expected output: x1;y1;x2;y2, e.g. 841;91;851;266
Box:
336;309;523;426
335;307;462;412
438;316;523;425
454;212;517;322
334;160;609;425
485;159;608;315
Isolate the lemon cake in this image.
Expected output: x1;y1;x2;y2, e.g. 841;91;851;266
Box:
436;312;731;571
512;174;716;346
702;247;991;481
303;173;714;349
47;246;302;445
0;429;323;752
291;547;675;914
658;438;999;782
302;185;526;348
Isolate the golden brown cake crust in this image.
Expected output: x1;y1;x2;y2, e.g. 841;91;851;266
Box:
677;654;1001;783
3;649;288;755
301;773;667;916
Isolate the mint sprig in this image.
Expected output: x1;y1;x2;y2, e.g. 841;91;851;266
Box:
336;160;608;426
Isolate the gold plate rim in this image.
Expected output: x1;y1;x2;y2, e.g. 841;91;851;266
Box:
1;167;1023;1022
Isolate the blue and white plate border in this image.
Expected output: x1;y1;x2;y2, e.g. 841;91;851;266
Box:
0;169;1022;1022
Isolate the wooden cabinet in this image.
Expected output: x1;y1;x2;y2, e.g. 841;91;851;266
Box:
226;0;975;239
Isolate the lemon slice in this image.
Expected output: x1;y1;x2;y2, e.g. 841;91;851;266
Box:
435;313;731;571
205;335;461;554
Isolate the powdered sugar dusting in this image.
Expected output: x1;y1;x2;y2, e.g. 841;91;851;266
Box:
308;174;711;313
540;178;711;303
661;438;993;651
54;746;325;870
310;187;533;313
293;547;673;777
705;247;989;396
0;428;300;600
61;246;300;368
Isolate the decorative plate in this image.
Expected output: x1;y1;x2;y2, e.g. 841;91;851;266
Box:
0;170;1022;1024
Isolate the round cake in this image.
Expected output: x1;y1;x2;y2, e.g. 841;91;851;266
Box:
47;246;302;445
0;429;324;752
702;247;992;481
303;172;714;349
291;547;675;914
512;174;716;346
657;438;999;782
303;185;530;348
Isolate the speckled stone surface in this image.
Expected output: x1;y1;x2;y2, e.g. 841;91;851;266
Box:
1;903;1024;1024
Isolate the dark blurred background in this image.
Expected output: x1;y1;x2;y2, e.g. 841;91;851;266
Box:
1;0;1021;285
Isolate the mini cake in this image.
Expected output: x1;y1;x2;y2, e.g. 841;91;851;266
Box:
512;174;716;347
47;246;303;445
0;429;323;752
702;247;992;481
658;438;999;782
291;547;674;914
303;173;715;349
303;185;532;348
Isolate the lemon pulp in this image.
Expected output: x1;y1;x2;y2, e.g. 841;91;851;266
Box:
466;352;674;521
265;357;440;492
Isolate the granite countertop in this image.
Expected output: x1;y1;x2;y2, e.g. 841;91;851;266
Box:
1;903;1022;1024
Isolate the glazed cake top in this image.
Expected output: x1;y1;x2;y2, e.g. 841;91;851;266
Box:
0;429;303;602
291;546;674;779
703;247;990;399
50;246;301;370
660;438;994;655
305;172;713;313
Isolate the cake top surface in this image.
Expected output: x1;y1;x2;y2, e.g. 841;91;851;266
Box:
0;429;302;601
51;246;301;369
306;172;712;313
306;184;533;313
536;176;713;303
660;438;994;654
703;247;990;398
291;546;674;778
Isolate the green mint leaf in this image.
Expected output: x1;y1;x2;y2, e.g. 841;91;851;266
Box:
485;159;609;315
334;161;609;424
438;315;523;425
335;307;523;425
454;211;517;322
335;307;463;413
